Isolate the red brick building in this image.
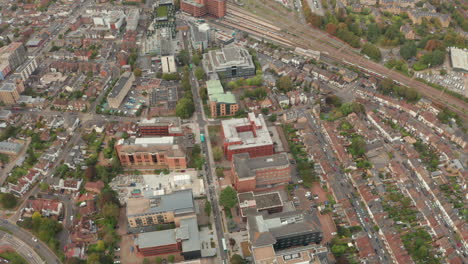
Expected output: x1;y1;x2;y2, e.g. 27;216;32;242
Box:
180;0;226;18
135;217;201;259
232;153;291;192
138;117;183;137
115;137;187;170
221;113;274;160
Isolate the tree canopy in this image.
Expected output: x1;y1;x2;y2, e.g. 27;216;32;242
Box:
219;186;238;210
276;76;293;92
175;97;195;119
361;43;381;61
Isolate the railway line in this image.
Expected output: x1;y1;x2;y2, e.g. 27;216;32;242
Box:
218;3;467;119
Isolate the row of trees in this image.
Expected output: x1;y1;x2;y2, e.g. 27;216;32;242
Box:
379;78;420;102
175;67;195;119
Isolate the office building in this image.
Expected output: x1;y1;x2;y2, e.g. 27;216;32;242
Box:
126;189;195;228
181;0;226;18
138;117;183;137
247;210;323;251
221;113;274;160
190;23;210;52
107;72;135;109
202;45;255;78
115;137;187;170
232;153;291;192
0;82;20;105
206;79;238;117
135;216;201;259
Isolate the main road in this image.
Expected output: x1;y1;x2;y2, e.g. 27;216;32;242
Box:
0;220;60;264
182;27;228;262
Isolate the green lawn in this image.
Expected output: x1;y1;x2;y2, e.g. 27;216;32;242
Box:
0;251;28;264
156;6;168;17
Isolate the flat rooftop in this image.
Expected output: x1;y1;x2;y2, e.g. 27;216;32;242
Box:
0;141;23;153
0;82;16;92
233;152;290;179
134;137;174;145
136;229;176;248
139;117;181;127
222;113;273;150
135;216;200;253
450;47;468;71
108;72;133;98
127;189;194;216
239;191;283;210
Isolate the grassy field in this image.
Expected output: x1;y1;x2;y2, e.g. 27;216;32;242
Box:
156;6;168;17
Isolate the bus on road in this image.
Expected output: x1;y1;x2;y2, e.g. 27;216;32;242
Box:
221;238;227;253
200;133;205;143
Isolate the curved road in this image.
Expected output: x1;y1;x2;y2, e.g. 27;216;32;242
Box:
0;220;60;264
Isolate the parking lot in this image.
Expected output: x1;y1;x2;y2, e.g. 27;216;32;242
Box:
416;71;466;96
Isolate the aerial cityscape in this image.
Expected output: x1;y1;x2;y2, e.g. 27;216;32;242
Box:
0;0;466;263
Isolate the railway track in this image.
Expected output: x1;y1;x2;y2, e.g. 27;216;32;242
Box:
223;3;467;119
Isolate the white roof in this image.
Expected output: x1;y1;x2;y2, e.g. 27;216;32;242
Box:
134;137;174;145
161;55;177;74
450;47;468;71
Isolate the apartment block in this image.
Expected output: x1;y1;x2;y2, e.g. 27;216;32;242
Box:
0;82;20;105
232;152;291;192
126;189;195;228
115;137;187;170
207;79;238;117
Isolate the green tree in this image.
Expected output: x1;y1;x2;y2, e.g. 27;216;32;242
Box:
331;244;347;257
195;66;205;80
39;182;49;192
219;186;238;210
175;98;195;119
230;254;245;264
361;43;381;61
143;259;150;264
0;154;9;163
204;200;212;216
192;53;201;66
0;193;17;209
268;114;277;122
212;146;223;161
133;68;142;77
102;202;120;220
168;255;175;263
87;253;101;264
177;49;190;65
349;136;366;157
400;41;417;60
155;257;163;264
276;76;293;92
